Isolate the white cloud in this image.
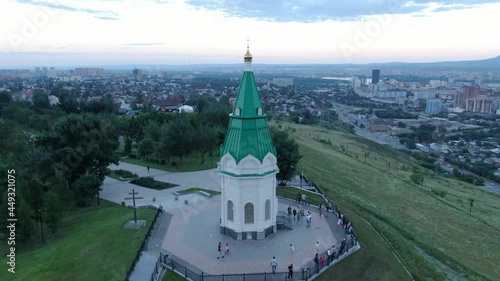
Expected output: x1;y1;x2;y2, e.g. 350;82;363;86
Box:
0;0;499;65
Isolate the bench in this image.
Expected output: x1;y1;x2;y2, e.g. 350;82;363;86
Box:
197;190;212;198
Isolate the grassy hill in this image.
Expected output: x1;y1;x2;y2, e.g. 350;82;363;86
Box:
0;201;156;281
280;122;500;281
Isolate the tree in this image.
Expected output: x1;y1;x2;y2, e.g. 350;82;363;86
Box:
73;174;99;207
194;124;217;164
138;137;155;160
124;136;132;155
32;90;50;109
43;191;61;235
271;127;302;183
38;114;119;187
0;91;11;103
162;114;193;162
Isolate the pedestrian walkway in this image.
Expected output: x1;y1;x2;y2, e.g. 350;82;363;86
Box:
161;197;343;275
100;161;219;211
102;162;355;280
129;212;172;281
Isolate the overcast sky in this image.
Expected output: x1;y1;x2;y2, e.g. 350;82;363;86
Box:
1;0;500;66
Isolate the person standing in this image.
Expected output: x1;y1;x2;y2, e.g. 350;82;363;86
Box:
315;241;320;253
290;244;295;254
319;255;326;269
217;242;224;259
339;238;346;256
293;208;297;221
271;256;278;273
225;243;230;256
147;166;150;173
288;264;294;279
331;245;338;261
326;248;331;265
319;204;323;217
288;206;292;218
314;253;319;273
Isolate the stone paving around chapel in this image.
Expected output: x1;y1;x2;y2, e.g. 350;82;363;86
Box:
100;162;355;279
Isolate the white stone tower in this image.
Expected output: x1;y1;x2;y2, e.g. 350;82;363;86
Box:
218;46;279;240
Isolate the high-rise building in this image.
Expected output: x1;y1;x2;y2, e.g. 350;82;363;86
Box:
218;46;279;240
455;85;480;108
372;69;380;84
465;97;493;113
425;99;442;114
75;68;104;76
133;68;143;81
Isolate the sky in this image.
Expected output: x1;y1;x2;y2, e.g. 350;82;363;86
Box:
1;0;500;67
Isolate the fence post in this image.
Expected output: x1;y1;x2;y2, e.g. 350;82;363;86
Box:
201;271;204;281
264;272;266;281
243;273;245;281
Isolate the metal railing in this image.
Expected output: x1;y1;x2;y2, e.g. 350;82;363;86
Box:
276;211;293;230
149;172;360;281
152;234;358;281
124;207;162;281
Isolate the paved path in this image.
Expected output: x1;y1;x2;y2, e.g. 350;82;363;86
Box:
100;161;219;211
101;162;354;280
161;197;348;275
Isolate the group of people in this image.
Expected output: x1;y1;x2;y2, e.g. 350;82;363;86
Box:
270;257;294;279
312;238;348;273
287;205;308;224
337;213;354;236
217;242;230;259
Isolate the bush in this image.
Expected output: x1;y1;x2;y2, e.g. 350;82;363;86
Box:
114;169;138;178
130;176;178;190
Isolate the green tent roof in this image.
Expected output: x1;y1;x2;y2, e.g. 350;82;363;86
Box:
220;71;276;163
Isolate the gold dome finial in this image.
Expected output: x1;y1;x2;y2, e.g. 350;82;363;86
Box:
244;37;252;61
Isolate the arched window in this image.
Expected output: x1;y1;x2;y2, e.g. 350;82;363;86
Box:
265;199;271;221
227;200;234;222
244;203;254;224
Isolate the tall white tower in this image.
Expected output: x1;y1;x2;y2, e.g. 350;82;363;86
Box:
218;46;279;240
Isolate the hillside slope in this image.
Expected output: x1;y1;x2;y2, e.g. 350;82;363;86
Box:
282;122;500;281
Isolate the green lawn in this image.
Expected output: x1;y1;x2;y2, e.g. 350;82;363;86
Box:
177;187;221;195
162;269;186;281
0;201;156;281
282;122;500;281
276;186;329;206
122;151;218;172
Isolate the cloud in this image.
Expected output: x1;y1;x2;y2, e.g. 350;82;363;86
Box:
16;0;120;20
95;16;120;20
185;0;498;22
124;43;167;46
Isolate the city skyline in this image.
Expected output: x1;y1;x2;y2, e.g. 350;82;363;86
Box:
2;0;500;67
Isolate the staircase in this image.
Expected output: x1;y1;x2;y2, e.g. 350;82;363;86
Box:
276;211;293;230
